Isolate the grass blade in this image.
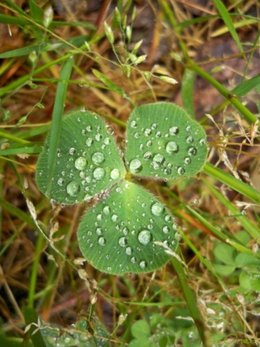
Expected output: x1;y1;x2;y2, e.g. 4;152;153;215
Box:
181;68;196;117
171;255;211;347
212;0;243;53
46;56;73;195
204;163;260;203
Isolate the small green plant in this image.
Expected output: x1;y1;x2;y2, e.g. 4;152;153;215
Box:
36;102;208;274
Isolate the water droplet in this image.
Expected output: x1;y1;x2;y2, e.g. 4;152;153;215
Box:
93;167;105;180
57;178;64;186
66;181;79;196
165;215;171;222
112;214;118;222
123;227;129;235
153;154;164;164
130;120;137;128
151;202;164;216
110;168;120;180
92;152;104;164
166;141;178;154
144;151;152;160
139;260;146;269
146;140;152;147
144;128;152;136
138;230;152;245
163;225;169;234
186;135;193;144
95;133;102;141
74;157;87;170
151;123;157;130
131;257;136;263
126;246;132;255
98;236;106;246
169;126;179;135
186;125;191;132
199;138;206;145
184;156;191;164
104;137;110;145
96;227;102;235
134;132;140;139
177;166;185;175
188;146;197;156
86;138;93;147
97;213;102;221
129;159;142;173
103;206;110;215
119;237;127;247
155;131;161;137
69;147;76;155
86;125;92;132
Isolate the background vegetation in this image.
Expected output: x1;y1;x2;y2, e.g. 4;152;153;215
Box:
0;0;259;346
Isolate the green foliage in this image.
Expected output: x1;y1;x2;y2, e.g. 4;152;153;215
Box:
213;232;260;292
125;103;207;180
36;103;208;274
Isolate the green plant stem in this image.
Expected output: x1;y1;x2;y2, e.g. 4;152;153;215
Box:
187;62;258;124
203;163;260;203
171;256;211;347
28;233;45;308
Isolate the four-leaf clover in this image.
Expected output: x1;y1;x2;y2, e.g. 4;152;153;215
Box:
36;102;208;274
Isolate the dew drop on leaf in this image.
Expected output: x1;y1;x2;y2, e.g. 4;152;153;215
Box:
184;157;191;165
169;126;179;135
98;236;106;246
74;157;87;170
118;236;127;247
103;206;110;215
139;260;147;269
93;167;105;180
151;202;164;216
143;151;152;160
126;246;132;255
131;257;137;263
165;141;179;154
110;168;120;180
138;230;152;245
186;135;193;144
188;146;197;156
153;154;164;164
96;227;102;235
85;138;93;147
69;147;76;155
163;225;169;234
177;167;185;175
66;181;80;196
92;152;105;164
57;178;65;186
129;159;142;173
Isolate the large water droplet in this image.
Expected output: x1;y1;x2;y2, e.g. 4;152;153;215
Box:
98;236;106;246
131;257;136;263
151;202;164;216
111;214;118;222
93;167;105;180
119;237;127;247
138;230;152;245
129;159;142;173
66;181;79;196
144;128;152;136
110;168;120;180
74;157;87;170
199;138;206;145
92;152;104;164
166;141;178;154
169;126;179;135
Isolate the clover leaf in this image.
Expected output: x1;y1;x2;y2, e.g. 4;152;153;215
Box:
36;103;208;274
